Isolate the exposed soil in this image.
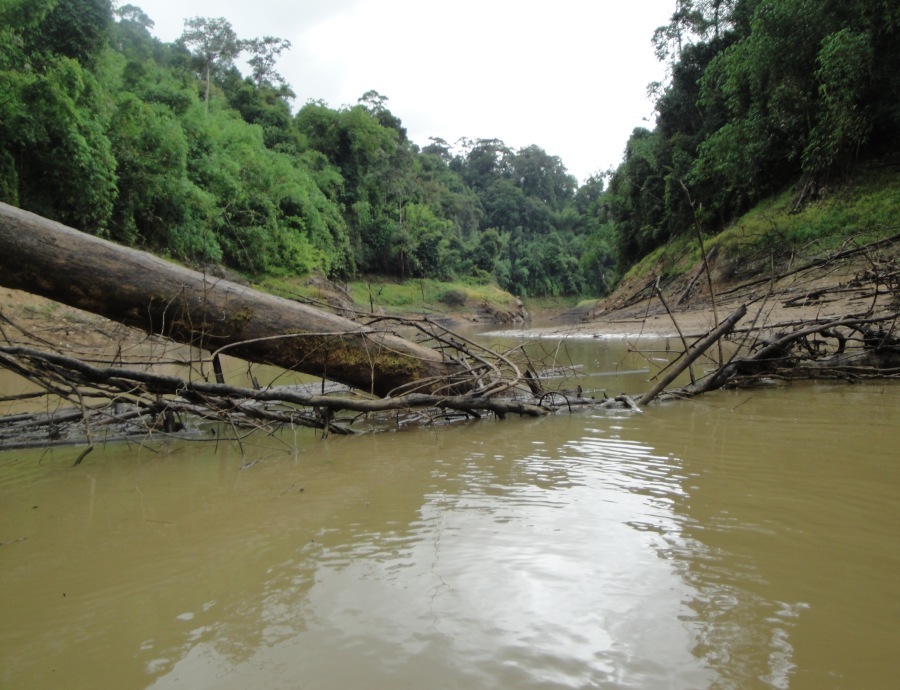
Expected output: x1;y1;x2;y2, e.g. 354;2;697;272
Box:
1;287;197;424
520;241;900;340
3;233;899;352
1;287;152;350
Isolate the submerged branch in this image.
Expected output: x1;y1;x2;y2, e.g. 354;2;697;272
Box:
4;230;900;452
0;308;643;450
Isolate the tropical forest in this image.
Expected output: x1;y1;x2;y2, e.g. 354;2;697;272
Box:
4;3;900;688
3;0;896;306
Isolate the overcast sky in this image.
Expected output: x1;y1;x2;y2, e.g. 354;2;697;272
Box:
130;0;673;184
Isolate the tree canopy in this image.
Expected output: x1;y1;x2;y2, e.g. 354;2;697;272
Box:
1;0;895;299
0;0;611;297
600;0;900;270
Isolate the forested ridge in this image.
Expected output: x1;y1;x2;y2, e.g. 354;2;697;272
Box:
611;0;900;269
2;0;898;301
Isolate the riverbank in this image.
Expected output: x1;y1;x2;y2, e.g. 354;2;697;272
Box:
1;287;149;351
1;244;893;349
3;237;899;449
515;235;900;341
4;220;900;347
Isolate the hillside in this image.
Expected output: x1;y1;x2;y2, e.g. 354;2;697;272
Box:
2;0;899;323
534;161;900;338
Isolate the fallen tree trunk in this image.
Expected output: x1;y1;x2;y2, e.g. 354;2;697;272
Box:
0;203;462;397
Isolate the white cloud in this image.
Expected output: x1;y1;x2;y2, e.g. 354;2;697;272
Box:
127;0;672;183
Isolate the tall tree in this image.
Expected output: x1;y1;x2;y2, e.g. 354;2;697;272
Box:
179;16;241;109
244;35;292;89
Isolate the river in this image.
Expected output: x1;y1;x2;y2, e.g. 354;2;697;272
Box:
1;335;898;689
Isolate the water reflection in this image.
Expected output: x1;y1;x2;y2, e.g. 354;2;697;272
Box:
143;421;718;689
2;344;899;689
567;423;809;690
641;384;900;689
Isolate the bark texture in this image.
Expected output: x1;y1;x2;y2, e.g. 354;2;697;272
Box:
0;202;461;396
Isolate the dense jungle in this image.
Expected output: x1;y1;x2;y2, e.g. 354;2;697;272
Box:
3;4;900;688
2;0;898;306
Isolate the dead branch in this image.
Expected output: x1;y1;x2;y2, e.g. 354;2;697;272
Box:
653;276;695;385
673;312;900;397
638;304;748;406
0;323;645;449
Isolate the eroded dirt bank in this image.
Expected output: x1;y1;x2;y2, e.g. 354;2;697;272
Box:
517;239;900;340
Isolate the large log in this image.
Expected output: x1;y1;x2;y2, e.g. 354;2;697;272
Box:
0;202;461;397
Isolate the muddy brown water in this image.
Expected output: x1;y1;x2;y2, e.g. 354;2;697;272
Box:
1;335;898;689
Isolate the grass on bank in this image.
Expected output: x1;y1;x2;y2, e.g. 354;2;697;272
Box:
621;163;900;286
258;275;525;319
348;279;518;312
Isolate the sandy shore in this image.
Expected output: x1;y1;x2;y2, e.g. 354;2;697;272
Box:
515;298;853;340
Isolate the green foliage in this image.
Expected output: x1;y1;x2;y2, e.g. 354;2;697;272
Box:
0;0;57;35
293;98;593;293
802;28;873;178
580;224;617;296
108;93;196;246
25;0;113;68
0;54;117;232
180;104;351;275
603;0;900;281
400;203;453;279
0;1;640;299
472;228;502;272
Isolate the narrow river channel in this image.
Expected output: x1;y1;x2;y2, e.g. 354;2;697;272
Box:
1;335;898;689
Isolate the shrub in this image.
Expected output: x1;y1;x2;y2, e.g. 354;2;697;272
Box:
438;289;467;307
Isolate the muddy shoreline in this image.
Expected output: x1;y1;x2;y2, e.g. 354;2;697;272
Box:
511;248;898;340
1;251;891;348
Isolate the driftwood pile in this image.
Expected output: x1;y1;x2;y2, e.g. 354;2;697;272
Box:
0;310;645;455
2;224;900;455
638;233;900;404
